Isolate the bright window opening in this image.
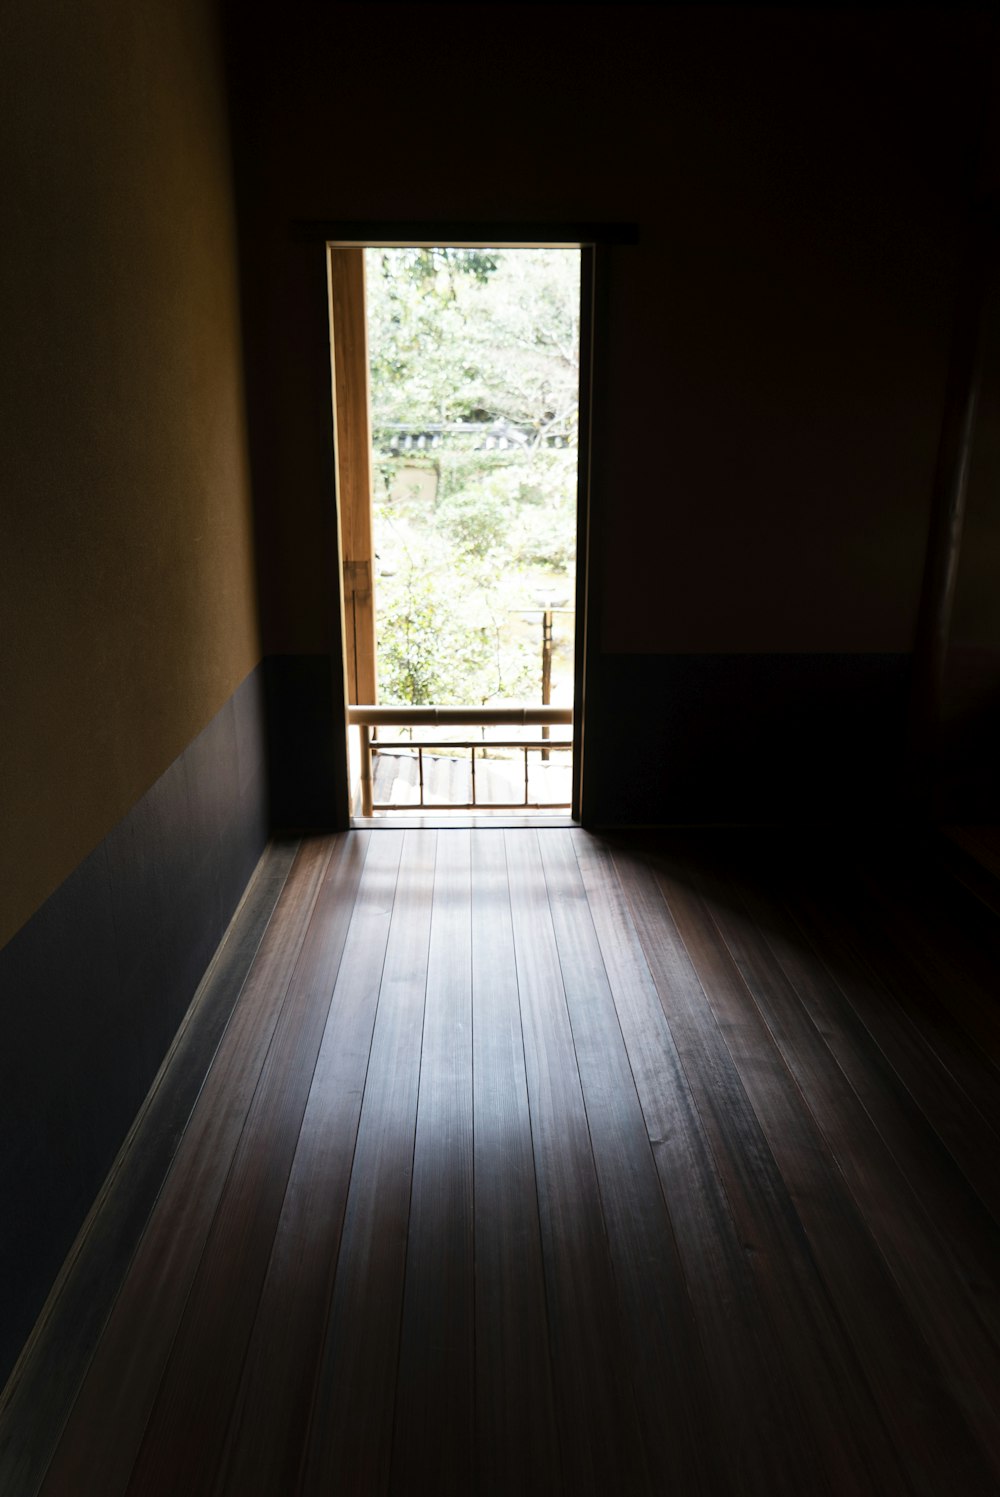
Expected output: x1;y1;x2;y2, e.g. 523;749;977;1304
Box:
331;243;582;818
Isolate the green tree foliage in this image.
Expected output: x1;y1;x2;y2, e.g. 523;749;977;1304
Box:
366;247;579;706
376;562;538;708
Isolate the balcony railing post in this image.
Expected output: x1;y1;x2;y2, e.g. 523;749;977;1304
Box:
358;722;373;817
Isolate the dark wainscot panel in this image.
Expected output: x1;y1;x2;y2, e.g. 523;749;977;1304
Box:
585;653;912;825
264;654;346;830
0;665;269;1385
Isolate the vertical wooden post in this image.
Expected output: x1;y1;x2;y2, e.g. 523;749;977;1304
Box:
573;246;597;824
358;721;373;817
541;608;553;760
329;246;378;706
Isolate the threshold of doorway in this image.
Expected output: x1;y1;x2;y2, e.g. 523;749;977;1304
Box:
351;813;576;830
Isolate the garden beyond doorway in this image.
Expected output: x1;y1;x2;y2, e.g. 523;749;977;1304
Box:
344;245;582;816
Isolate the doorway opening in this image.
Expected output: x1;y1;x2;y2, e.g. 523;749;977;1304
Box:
328;240;587;822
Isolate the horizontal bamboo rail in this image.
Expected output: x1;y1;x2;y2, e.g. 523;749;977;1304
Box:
372;739;572;751
348;704;573;727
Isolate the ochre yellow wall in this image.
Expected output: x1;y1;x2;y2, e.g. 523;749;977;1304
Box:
0;0;260;948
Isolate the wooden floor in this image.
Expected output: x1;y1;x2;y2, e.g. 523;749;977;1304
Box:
4;827;1000;1495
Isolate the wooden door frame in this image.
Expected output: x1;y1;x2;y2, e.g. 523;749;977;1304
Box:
307;220;637;825
328;247;378;708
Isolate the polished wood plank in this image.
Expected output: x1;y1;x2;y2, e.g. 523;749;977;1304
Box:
390;830;475;1495
124;833;370;1497
0;841;297;1497
539;830;721;1492
469;831;559;1496
944;827;1000;916
213;830;404;1497
37;837;335;1497
302;830;436;1496
612;843;905;1496
652;859;931;1494
728;852;1000;1332
691;855;1000;1491
788;867;1000;1224
16;827;1000;1497
505;830;649;1497
827;858;1000;1134
854;853;1000;1086
573;835;821;1497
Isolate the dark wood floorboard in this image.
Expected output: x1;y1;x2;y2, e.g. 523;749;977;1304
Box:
539;831;722;1492
789;867;1000;1223
663;854;999;1494
0;840;298;1497
37;836;334;1497
469;831;560;1496
855;855;1000;1084
390;829;475;1496
942;827;1000;919
124;832;370;1497
505;830;650;1496
301;829;436;1496
828;889;1000;1136
573;837;825;1496
728;861;1000;1351
15;827;1000;1497
613;845;910;1496
214;829;403;1497
679;855;1000;1491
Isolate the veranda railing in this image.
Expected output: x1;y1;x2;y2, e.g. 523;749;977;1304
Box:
347;704;573;815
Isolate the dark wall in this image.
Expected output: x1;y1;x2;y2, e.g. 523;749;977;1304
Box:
226;3;998;824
